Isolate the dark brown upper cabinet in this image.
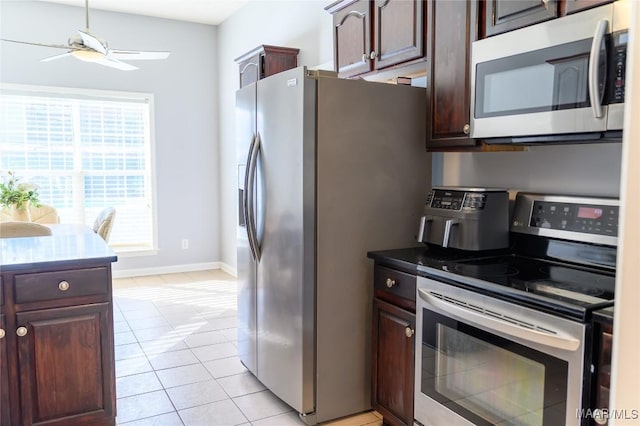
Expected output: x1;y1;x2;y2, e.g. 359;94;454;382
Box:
426;0;478;149
235;45;299;88
425;0;526;152
483;0;559;38
326;0;425;79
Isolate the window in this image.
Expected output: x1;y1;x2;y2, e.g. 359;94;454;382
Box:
0;84;156;254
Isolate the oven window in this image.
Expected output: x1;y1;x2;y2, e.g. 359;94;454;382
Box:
475;38;600;118
421;310;568;426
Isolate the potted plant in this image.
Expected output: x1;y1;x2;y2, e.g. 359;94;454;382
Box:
0;171;41;222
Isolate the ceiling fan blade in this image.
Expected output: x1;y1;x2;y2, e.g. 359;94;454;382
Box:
1;38;71;50
77;30;107;55
94;57;138;71
41;52;73;62
107;49;171;60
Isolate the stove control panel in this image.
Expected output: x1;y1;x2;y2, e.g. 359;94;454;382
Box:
512;193;619;246
530;201;618;237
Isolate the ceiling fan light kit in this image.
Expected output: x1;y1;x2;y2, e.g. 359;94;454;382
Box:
71;49;104;62
1;0;170;71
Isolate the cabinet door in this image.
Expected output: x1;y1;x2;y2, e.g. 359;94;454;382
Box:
595;323;613;423
483;0;558;38
372;298;415;426
373;0;424;70
16;303;115;426
239;53;261;88
426;0;478;149
0;314;9;426
332;0;373;78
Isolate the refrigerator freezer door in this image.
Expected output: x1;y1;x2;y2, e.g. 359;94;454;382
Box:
236;83;258;375
256;67;316;415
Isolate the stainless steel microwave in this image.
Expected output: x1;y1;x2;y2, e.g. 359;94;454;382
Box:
471;0;630;144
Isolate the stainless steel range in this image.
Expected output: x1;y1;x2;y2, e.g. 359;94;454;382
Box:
414;192;618;426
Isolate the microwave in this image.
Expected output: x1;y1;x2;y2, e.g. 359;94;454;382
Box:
471;0;630;144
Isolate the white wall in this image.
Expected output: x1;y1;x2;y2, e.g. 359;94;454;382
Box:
216;1;333;273
610;2;640;422
0;1;220;275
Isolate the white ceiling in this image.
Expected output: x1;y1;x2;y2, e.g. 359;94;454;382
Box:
35;0;249;25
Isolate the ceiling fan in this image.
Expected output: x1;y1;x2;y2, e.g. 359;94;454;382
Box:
0;0;170;71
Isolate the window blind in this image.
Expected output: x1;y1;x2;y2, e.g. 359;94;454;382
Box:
0;86;156;253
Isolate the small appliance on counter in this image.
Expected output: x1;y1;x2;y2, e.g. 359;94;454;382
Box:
414;192;619;426
417;187;510;251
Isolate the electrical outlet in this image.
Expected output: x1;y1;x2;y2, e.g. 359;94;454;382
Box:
181;239;189;249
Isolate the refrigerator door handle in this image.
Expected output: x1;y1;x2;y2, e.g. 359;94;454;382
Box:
246;133;262;261
241;136;256;231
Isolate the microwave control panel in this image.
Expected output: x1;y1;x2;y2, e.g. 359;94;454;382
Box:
609;30;628;104
529;201;618;237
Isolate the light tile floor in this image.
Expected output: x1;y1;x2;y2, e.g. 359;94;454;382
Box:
113;270;382;426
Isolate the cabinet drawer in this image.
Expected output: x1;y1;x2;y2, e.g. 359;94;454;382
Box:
14;268;109;304
374;265;416;302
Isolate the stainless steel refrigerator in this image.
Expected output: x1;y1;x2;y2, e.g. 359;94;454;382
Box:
236;66;431;425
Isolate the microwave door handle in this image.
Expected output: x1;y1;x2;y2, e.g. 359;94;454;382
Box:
417;289;581;352
588;19;609;119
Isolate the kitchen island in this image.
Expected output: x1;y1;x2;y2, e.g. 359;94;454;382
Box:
0;230;118;426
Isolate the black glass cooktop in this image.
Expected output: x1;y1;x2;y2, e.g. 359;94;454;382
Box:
425;254;615;320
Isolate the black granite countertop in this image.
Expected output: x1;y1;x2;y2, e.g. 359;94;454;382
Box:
367;245;499;275
0;231;117;271
593;306;614;324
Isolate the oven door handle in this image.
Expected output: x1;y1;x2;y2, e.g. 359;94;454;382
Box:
418;289;581;352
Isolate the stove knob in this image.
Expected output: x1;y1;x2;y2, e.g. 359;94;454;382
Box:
386;278;396;288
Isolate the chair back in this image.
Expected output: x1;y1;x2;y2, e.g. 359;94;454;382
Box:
0;221;52;238
0;204;59;224
29;204;60;224
93;207;116;242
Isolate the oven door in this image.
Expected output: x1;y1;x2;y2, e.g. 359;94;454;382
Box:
415;277;586;426
470;2;616;140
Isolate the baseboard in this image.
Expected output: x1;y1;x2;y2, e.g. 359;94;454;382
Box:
219;262;237;277
113;262;222;279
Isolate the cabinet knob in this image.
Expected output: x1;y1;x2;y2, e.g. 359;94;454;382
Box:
16;326;28;337
405;327;415;338
463;124;470;135
592;408;607;425
58;280;70;291
362;53;368;63
386;278;396;288
369;51;378;60
0;329;5;339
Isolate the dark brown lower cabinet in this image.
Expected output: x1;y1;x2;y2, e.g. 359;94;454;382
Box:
592;320;613;425
372;298;415;426
0;314;9;426
15;303;115;426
